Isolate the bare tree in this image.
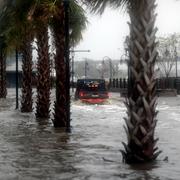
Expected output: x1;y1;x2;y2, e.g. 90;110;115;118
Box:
156;34;180;78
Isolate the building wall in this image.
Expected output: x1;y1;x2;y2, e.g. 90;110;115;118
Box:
6;71;37;88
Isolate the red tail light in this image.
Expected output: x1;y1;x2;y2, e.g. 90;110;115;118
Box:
79;91;85;97
105;92;109;97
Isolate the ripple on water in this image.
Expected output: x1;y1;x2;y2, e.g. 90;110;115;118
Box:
0;92;180;179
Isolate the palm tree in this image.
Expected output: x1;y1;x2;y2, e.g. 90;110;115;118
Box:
47;0;87;127
35;26;51;118
84;0;161;163
0;2;9;99
3;0;50;115
50;1;68;127
31;2;51;119
24;0;86;120
14;2;34;113
20;30;33;112
0;0;34;112
1;0;87;120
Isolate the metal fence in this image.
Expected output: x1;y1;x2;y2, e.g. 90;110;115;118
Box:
109;77;180;94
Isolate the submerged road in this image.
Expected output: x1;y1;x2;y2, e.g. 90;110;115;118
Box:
0;89;180;179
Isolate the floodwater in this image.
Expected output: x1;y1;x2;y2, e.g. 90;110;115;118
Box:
0;89;180;179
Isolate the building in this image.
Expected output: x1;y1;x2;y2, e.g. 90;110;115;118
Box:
6;53;37;87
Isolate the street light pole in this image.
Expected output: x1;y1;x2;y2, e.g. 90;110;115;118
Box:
0;36;7;98
64;0;70;132
0;37;4;98
109;60;112;79
70;49;90;90
174;46;178;91
71;50;75;92
70;50;90;53
123;36;131;97
175;46;178;79
15;48;19;109
103;56;113;79
84;60;88;78
120;53;130;96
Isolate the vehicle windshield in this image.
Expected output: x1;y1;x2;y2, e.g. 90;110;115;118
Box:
77;79;106;91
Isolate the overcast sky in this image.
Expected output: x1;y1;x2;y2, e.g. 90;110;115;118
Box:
75;0;180;61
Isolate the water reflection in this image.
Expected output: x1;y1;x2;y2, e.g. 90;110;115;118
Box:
0;91;180;179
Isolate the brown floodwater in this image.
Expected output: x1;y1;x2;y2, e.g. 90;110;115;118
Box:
0;89;180;179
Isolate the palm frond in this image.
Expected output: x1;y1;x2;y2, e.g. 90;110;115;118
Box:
69;0;88;45
82;0;128;14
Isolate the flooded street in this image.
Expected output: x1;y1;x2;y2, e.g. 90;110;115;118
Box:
0;89;180;179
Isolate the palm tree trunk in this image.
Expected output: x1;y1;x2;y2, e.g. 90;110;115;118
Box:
21;36;33;112
36;25;51;118
52;4;67;127
0;50;7;98
121;0;161;163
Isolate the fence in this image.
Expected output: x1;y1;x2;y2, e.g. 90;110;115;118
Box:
109;77;180;95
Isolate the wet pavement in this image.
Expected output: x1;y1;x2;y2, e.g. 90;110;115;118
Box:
0;89;180;179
